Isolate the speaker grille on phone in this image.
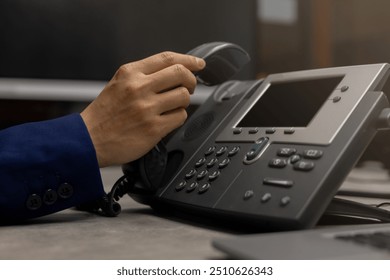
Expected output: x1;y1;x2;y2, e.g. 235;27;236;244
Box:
183;112;215;141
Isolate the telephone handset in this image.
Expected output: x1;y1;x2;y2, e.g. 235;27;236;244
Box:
80;42;251;216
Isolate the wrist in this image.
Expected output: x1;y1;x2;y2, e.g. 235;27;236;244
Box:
80;111;110;168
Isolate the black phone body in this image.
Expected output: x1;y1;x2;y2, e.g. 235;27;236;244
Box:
136;64;390;231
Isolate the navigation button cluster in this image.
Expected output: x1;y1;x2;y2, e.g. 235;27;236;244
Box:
244;137;269;163
252;147;325;208
269;147;323;172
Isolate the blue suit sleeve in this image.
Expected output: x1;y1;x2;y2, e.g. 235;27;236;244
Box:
0;114;105;222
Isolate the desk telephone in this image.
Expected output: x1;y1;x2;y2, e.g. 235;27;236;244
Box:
83;42;390;230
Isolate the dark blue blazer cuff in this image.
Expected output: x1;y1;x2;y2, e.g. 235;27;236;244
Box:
0;114;105;221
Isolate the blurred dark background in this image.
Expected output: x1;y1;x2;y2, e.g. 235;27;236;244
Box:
0;0;258;81
0;0;258;129
3;0;390;82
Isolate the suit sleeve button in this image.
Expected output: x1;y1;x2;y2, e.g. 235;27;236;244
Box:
26;194;42;210
57;183;74;199
43;189;58;205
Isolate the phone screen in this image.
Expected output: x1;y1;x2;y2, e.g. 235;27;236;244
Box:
237;76;344;128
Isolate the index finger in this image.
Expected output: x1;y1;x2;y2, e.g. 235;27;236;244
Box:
131;51;206;75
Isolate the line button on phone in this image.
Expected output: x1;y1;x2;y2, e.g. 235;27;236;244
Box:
233;128;243;135
266;128;276;134
284;128;295;134
249;128;259;134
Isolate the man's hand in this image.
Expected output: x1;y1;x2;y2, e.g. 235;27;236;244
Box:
81;52;206;167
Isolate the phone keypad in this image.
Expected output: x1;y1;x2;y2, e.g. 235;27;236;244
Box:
176;145;240;194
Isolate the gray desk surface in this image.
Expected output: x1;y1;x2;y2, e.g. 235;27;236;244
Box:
0;167;231;260
1;163;389;260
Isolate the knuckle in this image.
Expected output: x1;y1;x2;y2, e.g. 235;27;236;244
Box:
147;121;162;137
115;62;142;80
124;82;138;94
173;64;186;75
116;64;131;77
174;64;196;87
132;102;156;127
134;100;152;114
174;64;196;84
160;51;176;65
179;87;191;106
124;78;147;94
178;108;188;124
188;72;197;87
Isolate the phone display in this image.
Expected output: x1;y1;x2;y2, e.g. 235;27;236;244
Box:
237;76;343;128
